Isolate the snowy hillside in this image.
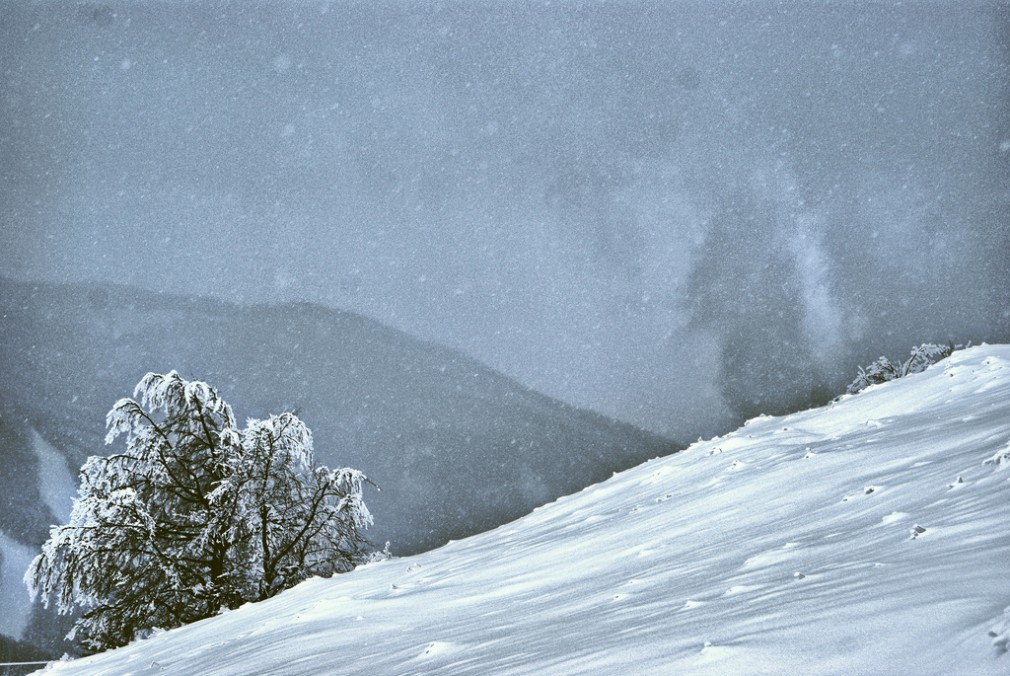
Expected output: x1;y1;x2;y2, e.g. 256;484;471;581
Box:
0;277;675;653
38;345;1010;674
0;277;673;558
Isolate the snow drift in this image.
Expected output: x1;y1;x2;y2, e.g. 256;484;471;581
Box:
40;345;1010;674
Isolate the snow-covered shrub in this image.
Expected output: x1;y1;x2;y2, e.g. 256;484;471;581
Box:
902;342;956;376
24;371;377;652
847;343;956;394
846;355;902;394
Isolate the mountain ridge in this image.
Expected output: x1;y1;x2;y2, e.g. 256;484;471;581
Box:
0;275;677;651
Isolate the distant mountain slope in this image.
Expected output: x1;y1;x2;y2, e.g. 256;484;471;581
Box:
0;277;676;653
43;345;1010;675
0;276;675;555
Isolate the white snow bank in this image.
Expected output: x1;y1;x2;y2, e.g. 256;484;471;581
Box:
1;428;75;642
39;346;1010;675
32;429;77;523
0;532;35;640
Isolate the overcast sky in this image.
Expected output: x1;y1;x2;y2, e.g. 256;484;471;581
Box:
2;1;1008;437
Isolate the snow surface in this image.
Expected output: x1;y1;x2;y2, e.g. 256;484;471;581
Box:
0;427;76;642
0;532;34;640
31;429;76;523
38;346;1010;674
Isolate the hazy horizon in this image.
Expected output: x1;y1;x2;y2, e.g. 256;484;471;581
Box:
3;0;1008;437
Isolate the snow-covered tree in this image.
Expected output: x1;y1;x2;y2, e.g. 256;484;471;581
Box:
228;412;373;600
846;355;902;394
24;371;376;652
847;343;956;394
901;342;954;377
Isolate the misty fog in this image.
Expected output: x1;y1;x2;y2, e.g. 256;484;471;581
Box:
3;1;1008;438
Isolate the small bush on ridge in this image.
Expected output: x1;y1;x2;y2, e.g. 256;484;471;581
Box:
847;343;957;395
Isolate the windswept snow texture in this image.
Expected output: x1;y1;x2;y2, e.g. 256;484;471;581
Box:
42;346;1010;675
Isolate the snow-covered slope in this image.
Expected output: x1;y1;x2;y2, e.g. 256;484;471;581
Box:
0;277;672;654
41;346;1010;675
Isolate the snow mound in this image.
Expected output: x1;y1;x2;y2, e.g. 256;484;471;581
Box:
39;346;1010;675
